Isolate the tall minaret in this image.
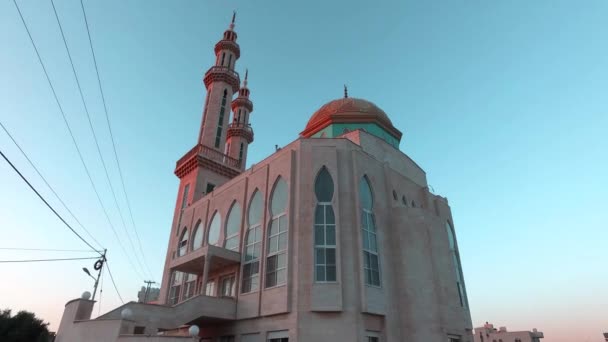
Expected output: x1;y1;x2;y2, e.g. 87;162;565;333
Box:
173;14;248;206
198;12;241;150
226;69;254;170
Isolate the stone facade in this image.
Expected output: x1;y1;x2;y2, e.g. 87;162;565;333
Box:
55;15;473;342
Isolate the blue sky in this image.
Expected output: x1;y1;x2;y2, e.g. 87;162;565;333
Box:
0;0;607;340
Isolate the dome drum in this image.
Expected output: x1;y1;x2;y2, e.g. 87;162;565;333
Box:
300;97;402;141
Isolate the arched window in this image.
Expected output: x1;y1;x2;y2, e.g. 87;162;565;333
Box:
392;190;398;201
220;52;225;66
177;228;188;257
208;211;221;246
191;220;203;251
242;190;263;293
360;176;381;286
224;202;242;250
446;221;468;307
227;54;233;69
239;143;244;161
215;89;228;148
314;167;336;282
402;195;408;206
266;178;288;288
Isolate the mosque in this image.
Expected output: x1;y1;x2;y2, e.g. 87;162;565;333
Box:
56;15;473;342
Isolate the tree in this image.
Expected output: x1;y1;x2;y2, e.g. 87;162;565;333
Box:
0;308;52;342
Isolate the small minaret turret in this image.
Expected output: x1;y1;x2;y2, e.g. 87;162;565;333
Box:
198;12;241;150
226;69;254;170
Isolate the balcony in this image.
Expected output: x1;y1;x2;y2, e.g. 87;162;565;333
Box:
170;244;240;275
175;144;242;178
227;122;254;143
203;66;240;92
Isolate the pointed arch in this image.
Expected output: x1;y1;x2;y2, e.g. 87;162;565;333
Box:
266;177;289;288
224;201;242;251
446;221;468;307
359;175;374;210
207;211;221;246
215;88;229;148
359;175;380;287
191;220;203;251
242;189;263;293
314;166;334;202
314;166;336;282
177;227;188;257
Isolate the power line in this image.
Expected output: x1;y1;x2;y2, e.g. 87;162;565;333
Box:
0;247;102;253
11;0;145;281
0;256;99;263
0;148;101;254
49;0;149;280
0;121;104;250
105;260;124;304
79;0;154;280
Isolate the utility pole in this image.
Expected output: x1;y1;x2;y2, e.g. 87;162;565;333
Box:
91;249;107;302
143;280;155;303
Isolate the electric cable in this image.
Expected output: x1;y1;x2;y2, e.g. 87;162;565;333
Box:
0;147;101;254
11;0;145;281
0;120;104;250
79;0;154;279
0;256;99;263
105;260;125;304
49;0;149;280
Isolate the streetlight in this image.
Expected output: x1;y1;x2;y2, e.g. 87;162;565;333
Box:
82;249;107;301
82;267;95;281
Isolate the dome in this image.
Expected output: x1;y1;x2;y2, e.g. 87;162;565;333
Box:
300;97;402;140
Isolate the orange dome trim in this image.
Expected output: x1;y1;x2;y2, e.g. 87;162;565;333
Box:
300;98;402;140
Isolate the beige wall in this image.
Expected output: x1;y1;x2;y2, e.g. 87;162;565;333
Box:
58;130;473;342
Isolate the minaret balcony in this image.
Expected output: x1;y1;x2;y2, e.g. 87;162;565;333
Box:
203;66;240;92
175;144;242;179
227;122;254;143
214;39;240;59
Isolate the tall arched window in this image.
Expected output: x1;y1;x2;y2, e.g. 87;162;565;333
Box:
266;178;288;288
191;220;203;251
446;221;468;307
314;167;336;282
225;202;242;251
215;89;228;148
360;176;381;286
242;190;263;293
208;211;221;246
177;228;188;257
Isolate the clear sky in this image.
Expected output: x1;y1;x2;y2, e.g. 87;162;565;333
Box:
1;0;606;340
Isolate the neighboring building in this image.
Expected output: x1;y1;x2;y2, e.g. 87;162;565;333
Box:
473;323;544;342
56;15;473;342
137;286;160;304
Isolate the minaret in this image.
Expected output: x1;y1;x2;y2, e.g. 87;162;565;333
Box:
198;12;241;150
226;69;254;170
173;13;247;207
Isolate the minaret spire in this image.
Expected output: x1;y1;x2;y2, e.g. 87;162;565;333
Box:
230;11;236;29
344;84;348;98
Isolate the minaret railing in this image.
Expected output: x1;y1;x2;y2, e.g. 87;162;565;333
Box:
176;144;241;170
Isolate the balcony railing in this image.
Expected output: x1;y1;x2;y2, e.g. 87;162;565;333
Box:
176;144;241;170
204;66;239;80
228;122;253;132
